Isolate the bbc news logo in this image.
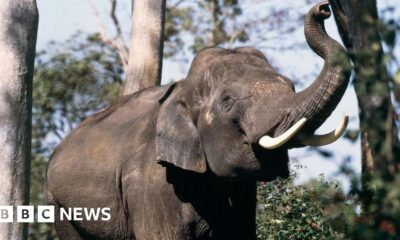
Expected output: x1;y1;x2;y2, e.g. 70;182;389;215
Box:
0;206;111;223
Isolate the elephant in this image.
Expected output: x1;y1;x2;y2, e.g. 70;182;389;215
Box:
45;2;351;240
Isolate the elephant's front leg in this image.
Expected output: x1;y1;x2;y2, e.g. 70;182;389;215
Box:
127;169;188;240
130;199;188;240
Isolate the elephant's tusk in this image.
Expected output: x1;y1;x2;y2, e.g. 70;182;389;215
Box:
299;115;349;146
259;118;307;149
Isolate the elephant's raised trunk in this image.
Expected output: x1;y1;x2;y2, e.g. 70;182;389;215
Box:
259;2;351;150
290;1;351;134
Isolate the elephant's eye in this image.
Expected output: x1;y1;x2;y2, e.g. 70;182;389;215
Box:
221;96;235;111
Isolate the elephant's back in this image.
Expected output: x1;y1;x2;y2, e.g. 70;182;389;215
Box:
46;84;170;179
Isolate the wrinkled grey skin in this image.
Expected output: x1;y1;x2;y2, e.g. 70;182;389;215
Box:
45;2;350;240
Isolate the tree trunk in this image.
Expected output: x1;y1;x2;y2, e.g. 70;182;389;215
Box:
123;0;166;95
0;0;38;239
329;0;400;208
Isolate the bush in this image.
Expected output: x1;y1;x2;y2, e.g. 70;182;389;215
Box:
256;174;345;240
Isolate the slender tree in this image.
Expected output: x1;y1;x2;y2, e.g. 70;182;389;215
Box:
329;0;400;207
0;0;38;239
123;0;167;95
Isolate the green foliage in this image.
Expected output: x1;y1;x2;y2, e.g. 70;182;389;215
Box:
303;173;400;240
164;5;194;58
256;174;344;240
190;0;247;52
165;0;249;59
33;32;123;154
348;174;400;239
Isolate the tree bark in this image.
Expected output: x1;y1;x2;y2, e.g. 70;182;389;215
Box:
123;0;166;95
329;0;400;208
0;0;38;239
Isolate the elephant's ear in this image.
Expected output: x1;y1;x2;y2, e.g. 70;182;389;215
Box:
155;83;207;173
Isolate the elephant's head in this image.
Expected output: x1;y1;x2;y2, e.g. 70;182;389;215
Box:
156;2;351;181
